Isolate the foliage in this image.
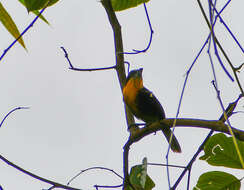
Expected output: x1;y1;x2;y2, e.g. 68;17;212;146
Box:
200;133;244;169
0;0;59;49
127;158;155;190
0;2;26;49
194;133;244;190
111;0;150;12
193;171;241;190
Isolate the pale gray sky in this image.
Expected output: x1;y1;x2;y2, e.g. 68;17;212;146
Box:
0;0;243;189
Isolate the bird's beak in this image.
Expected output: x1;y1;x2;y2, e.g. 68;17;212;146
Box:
138;68;143;76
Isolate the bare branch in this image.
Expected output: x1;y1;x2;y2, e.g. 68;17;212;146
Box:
126;119;244;146
0;154;81;190
101;1;136;189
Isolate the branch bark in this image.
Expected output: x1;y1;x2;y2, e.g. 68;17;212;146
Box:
127;118;244;145
101;1;136;189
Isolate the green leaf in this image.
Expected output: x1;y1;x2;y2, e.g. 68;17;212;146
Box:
24;0;59;12
0;2;26;49
111;0;150;12
127;158;155;190
32;10;49;24
46;0;59;7
18;0;49;24
199;133;244;169
193;171;241;190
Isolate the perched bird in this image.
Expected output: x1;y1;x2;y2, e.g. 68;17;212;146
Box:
123;68;181;153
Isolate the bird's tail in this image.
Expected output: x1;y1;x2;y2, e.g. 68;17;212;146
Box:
161;128;181;153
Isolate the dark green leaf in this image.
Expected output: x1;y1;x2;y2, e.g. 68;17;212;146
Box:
18;0;49;24
24;0;59;11
199;133;244;169
0;2;26;49
111;0;150;12
193;171;241;190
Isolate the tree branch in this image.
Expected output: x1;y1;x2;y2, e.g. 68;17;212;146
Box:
101;1;136;189
127;118;244;145
0;154;81;190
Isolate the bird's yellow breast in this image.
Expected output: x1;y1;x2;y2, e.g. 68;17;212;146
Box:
123;78;143;107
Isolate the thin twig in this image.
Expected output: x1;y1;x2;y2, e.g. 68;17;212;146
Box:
0;107;29;128
94;184;123;189
171;130;214;190
186;166;192;190
123;3;153;54
197;0;234;82
70;66;116;72
147;162;186;169
60;47;116;71
211;1;244;53
165;33;209;189
67;167;123;186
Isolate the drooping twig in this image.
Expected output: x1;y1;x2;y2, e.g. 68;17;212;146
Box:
0;107;29;128
211;1;244;53
67;166;123;186
198;0;234;82
60;47;116;71
123;3;153;54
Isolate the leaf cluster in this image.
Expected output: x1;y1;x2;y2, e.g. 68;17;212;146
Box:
0;0;59;49
194;133;244;190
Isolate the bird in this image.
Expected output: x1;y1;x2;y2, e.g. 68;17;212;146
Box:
122;68;181;153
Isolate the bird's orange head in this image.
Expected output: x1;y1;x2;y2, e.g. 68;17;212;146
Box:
124;68;143;89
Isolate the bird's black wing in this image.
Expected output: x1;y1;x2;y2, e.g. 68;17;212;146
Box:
135;87;166;122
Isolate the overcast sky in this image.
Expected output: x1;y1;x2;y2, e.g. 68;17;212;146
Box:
0;0;244;189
